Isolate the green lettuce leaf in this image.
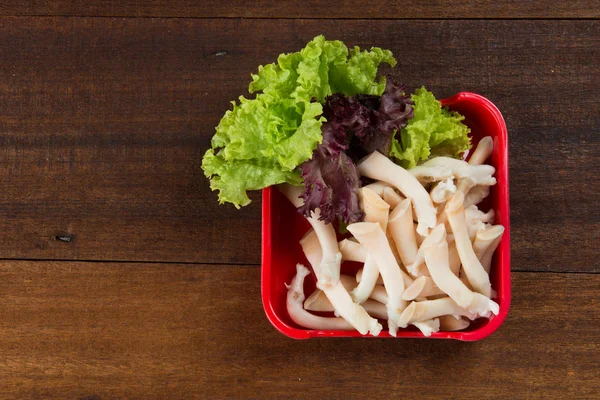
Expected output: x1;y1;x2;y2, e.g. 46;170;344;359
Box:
203;35;396;207
389;87;471;169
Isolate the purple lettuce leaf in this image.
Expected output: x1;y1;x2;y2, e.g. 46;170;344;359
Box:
297;77;413;224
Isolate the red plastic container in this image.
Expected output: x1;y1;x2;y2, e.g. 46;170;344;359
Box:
261;92;510;340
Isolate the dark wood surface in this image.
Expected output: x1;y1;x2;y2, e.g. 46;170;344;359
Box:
0;1;598;19
0;262;598;399
0;4;598;399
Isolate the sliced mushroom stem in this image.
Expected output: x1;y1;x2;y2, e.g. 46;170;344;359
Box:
338;239;367;263
439;315;470;331
398;297;477;328
468;136;494;166
480;234;503;274
382;187;404;209
304;289;388;320
357;151;437;235
463;185;490;208
356;267;384;285
286;264;354;331
280;184;342;287
420;156;496;186
473;225;505;262
360;187;390;232
363;181;393;197
445;201;492;298
388;198;419;267
402;275;445;301
347;222;410;336
422;225;476;308
351;255;380;304
412;319;440;337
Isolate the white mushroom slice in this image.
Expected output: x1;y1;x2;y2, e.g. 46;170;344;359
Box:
290;206;381;334
430;177;457;204
439;315;471;331
448;240;461;277
412;319;440;337
447;136;494;210
406;223;446;278
286;264;354;331
402;275;445;301
398;297;477;328
339;275;388;304
363;181;393;197
422;225;476;308
466;205;495;225
357;151;437;235
356;268;384;285
409;165;453;183
338;239;366;263
469;292;500;318
468;136;494;165
304;290;388;320
473;225;505;262
351;255;379;304
388;199;419;267
359;187;390;232
480;234;503;274
382;187;404;209
347;222;409;336
414;223;426;246
445;194;492;298
420;157;497;186
459;268;473;290
279;184;341;287
300;230;322;271
463;185;490;208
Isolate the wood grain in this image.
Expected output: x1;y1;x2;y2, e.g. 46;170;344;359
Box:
0;1;598;19
0;18;598;271
0;261;597;399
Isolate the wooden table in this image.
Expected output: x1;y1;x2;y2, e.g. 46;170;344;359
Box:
0;2;598;399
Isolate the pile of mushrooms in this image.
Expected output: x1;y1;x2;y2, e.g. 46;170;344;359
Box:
282;136;504;337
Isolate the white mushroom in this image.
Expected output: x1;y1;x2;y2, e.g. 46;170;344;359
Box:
445;193;492;298
351;255;379;304
398;297;477;328
286;264;354;331
468;136;494;165
359;187;390;232
279;184;341;288
430;177;457;204
362;181;393;197
382;187;404;209
463;185;490;208
420;156;497;187
388;198;419;267
479;231;504;274
337;274;388;305
358;151;437;235
356;268;384;285
402;275;445;301
304;289;388;320
338;239;366;263
421;224;475;308
412;319;441;337
409;165;453;183
473;225;505;263
439;315;470;331
347;222;410;336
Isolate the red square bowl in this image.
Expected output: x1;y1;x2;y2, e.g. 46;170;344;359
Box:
261;92;510;340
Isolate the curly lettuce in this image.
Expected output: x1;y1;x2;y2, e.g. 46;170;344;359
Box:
389;87;471;169
202;35;396;208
